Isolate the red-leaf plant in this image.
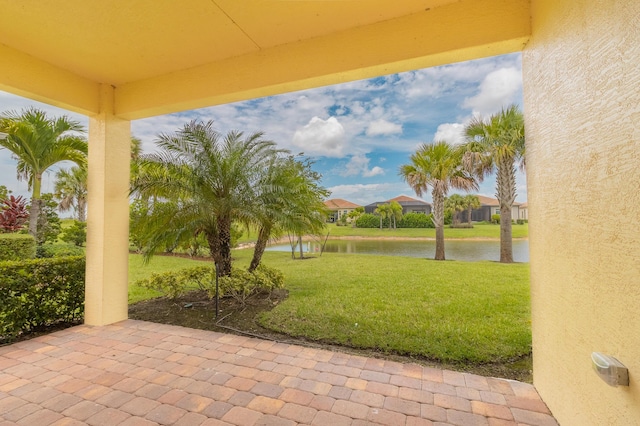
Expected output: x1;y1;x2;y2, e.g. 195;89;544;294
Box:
0;195;29;232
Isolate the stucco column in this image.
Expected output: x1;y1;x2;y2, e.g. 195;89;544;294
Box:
85;84;130;326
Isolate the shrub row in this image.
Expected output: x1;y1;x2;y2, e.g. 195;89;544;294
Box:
354;213;435;229
0;234;36;261
134;263;285;305
0;256;85;340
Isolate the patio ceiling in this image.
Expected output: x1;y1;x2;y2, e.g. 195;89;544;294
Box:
0;0;530;119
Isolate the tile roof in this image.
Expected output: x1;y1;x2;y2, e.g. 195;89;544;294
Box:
387;195;429;205
323;198;361;209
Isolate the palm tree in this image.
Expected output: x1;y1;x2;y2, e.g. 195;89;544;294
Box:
389;201;403;229
248;155;328;272
374;203;391;230
463;194;481;225
400;141;478;260
0;108;86;236
461;104;525;263
131;120;284;277
54;166;88;222
444;194;466;226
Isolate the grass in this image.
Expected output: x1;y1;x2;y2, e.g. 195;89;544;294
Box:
127;245;531;365
326;223;528;239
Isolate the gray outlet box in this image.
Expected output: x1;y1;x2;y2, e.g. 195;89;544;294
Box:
592;352;629;387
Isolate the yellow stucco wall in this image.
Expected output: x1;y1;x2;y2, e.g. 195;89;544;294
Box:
523;0;640;424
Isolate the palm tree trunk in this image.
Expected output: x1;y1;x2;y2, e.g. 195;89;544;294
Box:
77;200;87;223
499;204;513;263
298;235;304;259
496;159;516;263
249;225;270;272
28;174;42;237
467;206;473;225
432;188;445;260
216;216;233;276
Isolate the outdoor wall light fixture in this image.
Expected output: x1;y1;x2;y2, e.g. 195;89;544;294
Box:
592;352;629;387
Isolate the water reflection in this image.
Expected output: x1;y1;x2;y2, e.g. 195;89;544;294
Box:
266;239;529;262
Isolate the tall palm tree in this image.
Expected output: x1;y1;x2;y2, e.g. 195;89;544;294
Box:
131;120;284;276
400;141;478;260
461;104;525;263
248;155;328;272
463;194;481;225
54;166;88;222
0;108;87;236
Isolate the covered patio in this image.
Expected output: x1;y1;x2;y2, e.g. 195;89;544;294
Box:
1;0;639;424
0;321;556;425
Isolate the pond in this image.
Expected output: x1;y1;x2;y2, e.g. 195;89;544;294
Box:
266;239;530;262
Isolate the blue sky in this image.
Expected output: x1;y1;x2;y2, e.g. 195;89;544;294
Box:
0;52;526;207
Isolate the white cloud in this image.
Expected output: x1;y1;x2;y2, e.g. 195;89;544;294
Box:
337;154;385;178
463;67;522;116
292;116;346;157
434;122;466;145
366;119;402;137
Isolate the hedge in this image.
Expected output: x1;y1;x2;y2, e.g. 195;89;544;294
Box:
0;256;85;340
0;233;36;261
355;212;435;228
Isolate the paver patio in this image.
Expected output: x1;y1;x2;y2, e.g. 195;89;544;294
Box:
0;320;557;425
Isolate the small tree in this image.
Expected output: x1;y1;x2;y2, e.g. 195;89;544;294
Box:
346;206;364;227
61;220;87;246
445;194;466;226
463;194;481;225
389;201;403;229
31;193;62;245
0;195;29;232
374;203;391;230
0;185;11;201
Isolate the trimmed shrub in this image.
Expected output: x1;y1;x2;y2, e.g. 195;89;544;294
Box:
0;256;85;340
133;263;285;305
397;213;435;228
355;213;389;228
36;244;85;258
491;214;501;224
516;219;525;225
0;234;36;261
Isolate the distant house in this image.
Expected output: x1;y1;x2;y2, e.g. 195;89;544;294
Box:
519;202;528;221
461;195;523;222
364;195;432;215
324;198;361;223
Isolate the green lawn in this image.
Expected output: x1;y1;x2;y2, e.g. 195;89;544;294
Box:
129;249;531;365
326;222;528;239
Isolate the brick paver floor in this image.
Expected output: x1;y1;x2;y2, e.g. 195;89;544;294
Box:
0;320;558;425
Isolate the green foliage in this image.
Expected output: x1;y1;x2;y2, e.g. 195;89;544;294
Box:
517;219;526;225
355;213;388;228
60;220;86;246
30;193;62;245
0;233;36;261
0;185;11;201
133;263;285;304
0;256;85;340
492;214;501;224
0;195;29;232
397;213;435;228
35;243;85;258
